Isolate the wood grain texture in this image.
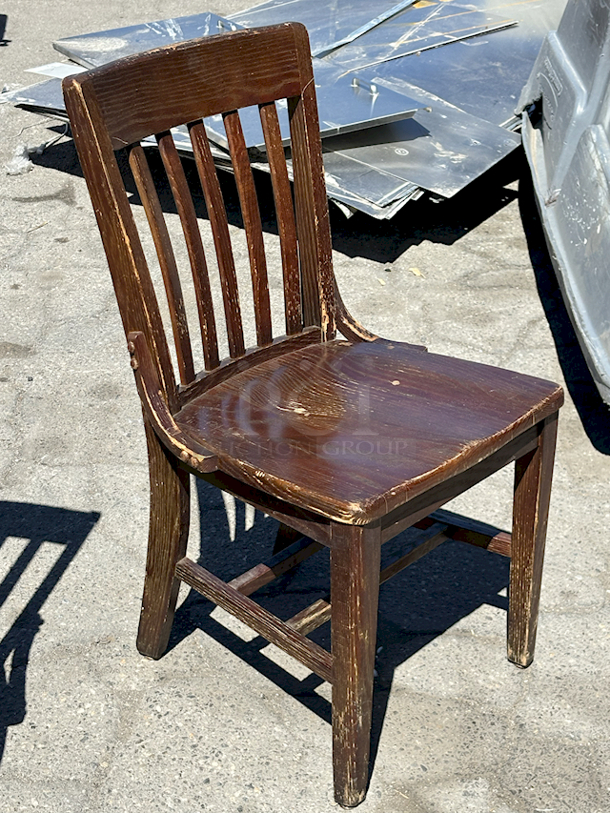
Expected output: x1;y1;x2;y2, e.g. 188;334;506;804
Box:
423;508;512;557
287;597;332;636
128;331;217;471
508;412;558;667
188;120;246;359
176;340;563;523
223;110;273;347
259;101;302;335
177;327;321;407
62;79;177;409
331;523;381;807
228;535;322;596
157;130;220;370
76;24;307;149
128;145;195;385
136;422;190;659
288;23;334;337
175;556;332;682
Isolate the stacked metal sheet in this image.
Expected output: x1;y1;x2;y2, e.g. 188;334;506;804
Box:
3;0;567;219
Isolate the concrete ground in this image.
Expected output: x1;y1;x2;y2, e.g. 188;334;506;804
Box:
1;2;609;812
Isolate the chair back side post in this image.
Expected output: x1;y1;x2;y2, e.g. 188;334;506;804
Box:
287;24;335;338
62;23;337;412
64;79;178;409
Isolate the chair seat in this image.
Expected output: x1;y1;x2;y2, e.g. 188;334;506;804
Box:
176;340;562;523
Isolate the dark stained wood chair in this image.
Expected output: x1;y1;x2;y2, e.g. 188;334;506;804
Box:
62;23;563;808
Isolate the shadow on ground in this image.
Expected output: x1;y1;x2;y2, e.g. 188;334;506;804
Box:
0;502;100;763
31;133;521;263
0;15;9;47
161;479;510;785
519;171;610;454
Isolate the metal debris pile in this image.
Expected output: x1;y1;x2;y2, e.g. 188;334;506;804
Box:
3;0;566;218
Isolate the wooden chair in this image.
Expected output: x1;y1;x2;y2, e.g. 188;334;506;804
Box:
63;23;563;808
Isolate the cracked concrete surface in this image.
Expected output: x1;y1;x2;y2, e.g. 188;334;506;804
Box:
1;2;610;812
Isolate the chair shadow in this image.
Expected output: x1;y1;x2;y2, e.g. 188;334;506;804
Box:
166;479;509;784
0;502;100;764
518;170;610;454
0;15;9;46
31;134;521;263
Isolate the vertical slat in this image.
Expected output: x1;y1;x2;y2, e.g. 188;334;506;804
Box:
188;120;246;359
259;102;302;335
223;109;273;347
508;412;559;668
128;145;196;385
331;523;381;808
156;130;220;370
288;25;335;340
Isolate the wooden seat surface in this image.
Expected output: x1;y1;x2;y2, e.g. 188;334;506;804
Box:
176;340;563;523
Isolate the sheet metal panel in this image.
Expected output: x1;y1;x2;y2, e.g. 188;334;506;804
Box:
229;0;565;210
9;0;566;220
369;0;567;128
53;13;242;68
229;0;411;56
312;0;418;58
2;78;68;118
520;0;610;402
324;3;517;71
319;78;520;200
53;15;421;149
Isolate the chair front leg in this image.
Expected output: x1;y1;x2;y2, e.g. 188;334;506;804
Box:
136;420;190;660
330;522;381;808
508;412;559;668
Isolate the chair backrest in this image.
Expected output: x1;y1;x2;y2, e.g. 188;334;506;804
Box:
63;23;335;412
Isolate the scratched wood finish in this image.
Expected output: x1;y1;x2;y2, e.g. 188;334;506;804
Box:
225;514;510;641
286;524;449;637
177;327;322;407
78;25;306;149
175;556;333;682
188;119;246;359
287;523;447;632
508;413;558;667
136;422;190;659
224;110;273;348
422;508;512;557
228;534;322;596
331;523;381;808
128;144;196;384
63;22;564;809
63;79;178;409
176;340;563;523
157;131;221;370
259;101;302;334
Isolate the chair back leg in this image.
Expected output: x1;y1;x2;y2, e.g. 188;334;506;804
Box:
508;412;559;668
137;422;191;659
331;523;382;807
